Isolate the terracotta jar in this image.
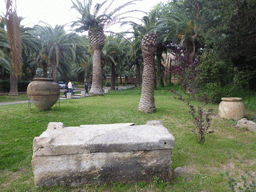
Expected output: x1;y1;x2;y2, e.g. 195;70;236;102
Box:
27;78;60;111
218;97;245;120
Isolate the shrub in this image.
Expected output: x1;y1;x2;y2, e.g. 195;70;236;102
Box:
73;82;84;85
0;80;9;91
226;172;256;192
169;54;213;143
18;80;30;91
199;49;234;87
169;53;201;97
115;82;120;86
105;82;111;87
0;80;30;92
171;90;213;143
204;71;246;104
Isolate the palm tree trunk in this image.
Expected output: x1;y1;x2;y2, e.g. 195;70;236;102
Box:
111;61;115;90
42;61;48;78
119;75;122;85
9;72;18;95
189;34;197;62
138;33;157;113
89;49;104;95
156;49;164;87
5;1;23;96
135;63;141;87
51;61;57;82
139;54;156;113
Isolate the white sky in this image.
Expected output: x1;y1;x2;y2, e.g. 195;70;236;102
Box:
0;0;170;34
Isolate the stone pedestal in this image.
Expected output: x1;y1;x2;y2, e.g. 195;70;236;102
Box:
81;91;86;97
32;121;175;187
66;92;72;99
218;97;245;120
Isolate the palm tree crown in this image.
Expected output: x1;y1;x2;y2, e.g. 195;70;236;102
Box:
72;0;140;96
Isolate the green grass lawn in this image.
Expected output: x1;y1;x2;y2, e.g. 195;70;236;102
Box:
0;87;255;191
0;94;28;103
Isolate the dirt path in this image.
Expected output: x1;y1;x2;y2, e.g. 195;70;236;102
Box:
0;86;135;106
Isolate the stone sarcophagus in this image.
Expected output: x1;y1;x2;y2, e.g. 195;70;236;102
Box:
32;120;175;187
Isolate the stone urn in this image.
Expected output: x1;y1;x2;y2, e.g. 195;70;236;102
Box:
218;97;245;120
27;78;60;111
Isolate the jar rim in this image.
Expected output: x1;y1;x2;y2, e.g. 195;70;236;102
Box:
33;78;54;81
221;97;242;101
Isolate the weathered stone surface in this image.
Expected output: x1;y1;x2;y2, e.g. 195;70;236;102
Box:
218;97;245;120
81;91;86;97
236;118;256;132
32;121;175;187
27;78;60;111
173;167;194;177
67;92;72;99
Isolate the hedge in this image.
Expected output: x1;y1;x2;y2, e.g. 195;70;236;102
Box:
0;80;30;92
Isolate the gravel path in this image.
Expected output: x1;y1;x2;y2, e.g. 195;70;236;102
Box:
0;86;135;106
0;100;30;106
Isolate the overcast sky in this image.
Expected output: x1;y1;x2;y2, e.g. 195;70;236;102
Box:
0;0;170;33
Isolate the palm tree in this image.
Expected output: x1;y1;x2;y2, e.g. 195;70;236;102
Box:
103;35;120;90
103;34;133;90
131;14;158;113
129;25;143;88
71;0;140;96
160;1;200;61
0;20;11;73
20;24;41;80
0;17;40;82
71;35;93;83
5;0;22;95
34;24;78;82
138;33;157;113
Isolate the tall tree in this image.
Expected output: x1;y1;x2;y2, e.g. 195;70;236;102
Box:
128;25;143;88
159;1;200;62
134;14;158;113
103;34;132;90
138;33;157;113
0;17;40;81
20;24;41;80
71;35;93;83
35;24;77;82
72;0;140;96
5;0;22;95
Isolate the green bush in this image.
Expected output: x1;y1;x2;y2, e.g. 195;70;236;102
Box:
0;80;9;91
115;82;120;86
202;67;247;104
105;82;111;87
199;50;234;87
0;80;29;92
73;82;84;85
18;80;30;91
204;82;223;103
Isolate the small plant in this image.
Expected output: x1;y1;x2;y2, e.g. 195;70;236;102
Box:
169;54;213;143
169;53;201;99
226;172;256;192
105;82;111;87
93;174;101;192
138;181;147;188
153;176;168;189
171;90;213;143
